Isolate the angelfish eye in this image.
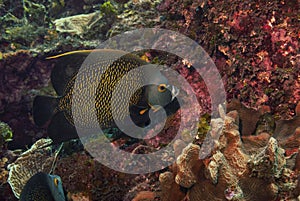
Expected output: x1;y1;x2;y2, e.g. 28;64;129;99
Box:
54;178;59;187
158;84;167;92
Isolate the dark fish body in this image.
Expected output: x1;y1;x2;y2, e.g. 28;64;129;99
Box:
20;172;65;201
33;49;179;143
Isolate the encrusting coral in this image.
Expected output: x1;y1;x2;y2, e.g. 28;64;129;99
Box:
158;105;300;201
53;12;103;36
0;157;9;184
274;102;300;149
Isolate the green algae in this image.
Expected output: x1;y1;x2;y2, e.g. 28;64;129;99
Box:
0;121;13;147
4;24;47;45
196;113;211;142
100;1;117;16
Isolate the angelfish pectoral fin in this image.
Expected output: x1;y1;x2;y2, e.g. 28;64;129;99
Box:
148;103;162;113
139;108;149;115
129;104;151;127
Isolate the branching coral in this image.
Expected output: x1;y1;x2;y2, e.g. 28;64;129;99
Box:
159;171;185;201
158;106;300;201
175;143;200;188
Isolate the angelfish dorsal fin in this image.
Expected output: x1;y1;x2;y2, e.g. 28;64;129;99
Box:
48;50;93;96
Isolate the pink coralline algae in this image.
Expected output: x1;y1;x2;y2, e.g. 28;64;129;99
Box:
157;0;300;117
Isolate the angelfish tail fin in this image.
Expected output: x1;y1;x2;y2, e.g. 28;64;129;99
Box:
33;95;59;127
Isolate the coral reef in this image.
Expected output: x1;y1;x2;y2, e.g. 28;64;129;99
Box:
274;102;300;145
0;0;103;52
53;12;102;36
0;51;54;149
107;0;162;37
237;101;300;155
0;0;299;200
158;171;185;201
175;143;200;188
0;0;161;53
54;1;118;39
227;99;267;136
131;191;156;201
0;155;15;201
158;106;300;201
53;150;160;201
157;0;299;117
7;138;55;198
0;157;9;185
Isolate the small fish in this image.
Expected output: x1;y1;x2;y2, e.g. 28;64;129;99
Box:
20;172;65;201
33;49;180;143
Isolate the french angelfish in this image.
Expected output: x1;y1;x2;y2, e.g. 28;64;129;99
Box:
19;172;65;201
33;49;180;143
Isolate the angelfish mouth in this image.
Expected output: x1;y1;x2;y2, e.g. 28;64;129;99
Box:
171;85;180;101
